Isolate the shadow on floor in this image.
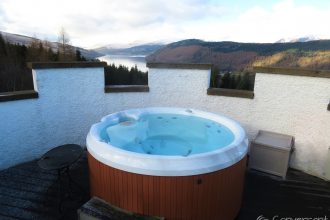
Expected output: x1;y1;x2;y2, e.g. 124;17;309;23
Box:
0;152;90;220
238;169;330;219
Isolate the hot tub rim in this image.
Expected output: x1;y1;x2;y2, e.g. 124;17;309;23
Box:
86;107;248;176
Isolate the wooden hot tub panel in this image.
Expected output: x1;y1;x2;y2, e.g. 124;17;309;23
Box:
88;152;246;220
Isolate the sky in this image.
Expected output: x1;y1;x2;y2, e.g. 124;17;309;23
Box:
1;0;330;48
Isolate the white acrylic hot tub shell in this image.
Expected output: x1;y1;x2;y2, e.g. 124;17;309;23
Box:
86;107;248;176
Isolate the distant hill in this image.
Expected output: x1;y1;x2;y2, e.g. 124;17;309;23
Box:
0;31;102;59
94;43;165;56
147;39;330;71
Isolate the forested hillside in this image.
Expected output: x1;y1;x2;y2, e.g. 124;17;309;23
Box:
147;39;330;91
0;33;148;93
0;31;103;59
105;64;147;85
0;34;86;92
147;39;330;71
253;50;330;70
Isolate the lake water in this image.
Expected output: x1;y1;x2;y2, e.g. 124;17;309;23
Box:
98;55;148;72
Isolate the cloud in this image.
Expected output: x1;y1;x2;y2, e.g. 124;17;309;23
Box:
221;0;330;43
0;0;330;48
176;0;330;43
0;0;228;47
0;3;9;28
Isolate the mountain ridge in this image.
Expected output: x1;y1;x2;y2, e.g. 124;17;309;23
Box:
146;39;330;71
94;43;165;56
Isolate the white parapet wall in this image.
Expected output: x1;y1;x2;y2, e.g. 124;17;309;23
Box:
253;71;330;178
0;63;330;180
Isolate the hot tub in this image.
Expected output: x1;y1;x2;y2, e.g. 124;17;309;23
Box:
87;107;248;220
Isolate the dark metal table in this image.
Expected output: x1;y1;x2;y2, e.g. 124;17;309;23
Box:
38;144;84;213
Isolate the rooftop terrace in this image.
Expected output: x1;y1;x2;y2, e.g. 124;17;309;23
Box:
0;62;330;219
0;151;329;220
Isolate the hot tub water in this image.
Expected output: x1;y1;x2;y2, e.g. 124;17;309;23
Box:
103;113;235;156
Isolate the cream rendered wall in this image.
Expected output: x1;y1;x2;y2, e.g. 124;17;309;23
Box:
0;66;329;180
252;73;330;178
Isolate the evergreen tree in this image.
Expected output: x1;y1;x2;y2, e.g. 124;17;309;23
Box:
0;34;7;56
104;63;148;86
210;66;219;87
220;72;230;88
0;32;92;92
75;49;86;61
235;74;242;89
